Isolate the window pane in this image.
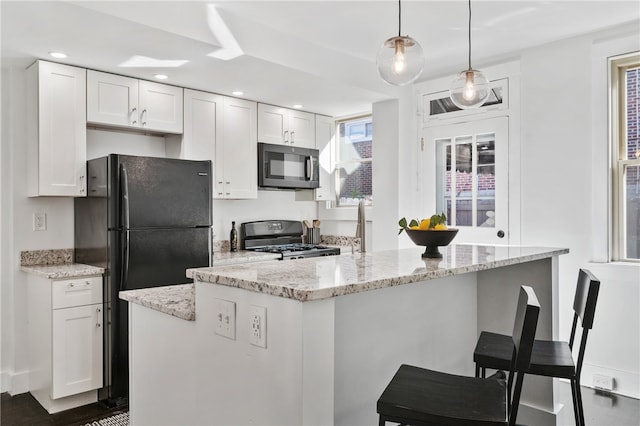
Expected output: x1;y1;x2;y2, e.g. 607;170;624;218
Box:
625;164;640;260
338;119;372;161
337;162;372;206
455;140;473;226
627;68;639;161
477;134;496;227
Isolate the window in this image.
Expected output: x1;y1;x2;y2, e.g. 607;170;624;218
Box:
612;53;640;262
335;116;372;206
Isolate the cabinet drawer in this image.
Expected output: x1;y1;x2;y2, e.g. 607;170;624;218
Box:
52;276;102;309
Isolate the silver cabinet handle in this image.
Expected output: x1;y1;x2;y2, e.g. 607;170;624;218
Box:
131;107;138;125
290;131;295;144
96;307;101;328
283;130;289;143
141;109;147;126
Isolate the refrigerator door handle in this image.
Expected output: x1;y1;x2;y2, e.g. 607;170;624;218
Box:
120;164;130;290
121;230;130;290
120;164;130;229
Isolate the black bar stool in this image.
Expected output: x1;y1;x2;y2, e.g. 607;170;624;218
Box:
474;269;600;426
377;285;540;426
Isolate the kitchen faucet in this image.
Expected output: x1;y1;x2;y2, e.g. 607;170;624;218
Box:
355;199;366;253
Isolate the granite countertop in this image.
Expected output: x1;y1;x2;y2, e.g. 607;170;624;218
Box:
120;284;195;321
188;244;569;302
212;250;281;266
21;263;105;279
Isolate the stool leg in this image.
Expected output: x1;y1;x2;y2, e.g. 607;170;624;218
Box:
570;379;581;426
481;367;486;379
475;363;479;378
378;416;385;426
575;379;585;426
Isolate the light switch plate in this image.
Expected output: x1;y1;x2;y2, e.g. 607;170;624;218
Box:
33;212;46;231
214;299;236;340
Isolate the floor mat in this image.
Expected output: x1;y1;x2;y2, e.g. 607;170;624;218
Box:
85;411;129;426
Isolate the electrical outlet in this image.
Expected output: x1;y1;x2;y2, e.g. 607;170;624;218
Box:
214;299;236;340
33;212;47;231
249;305;267;348
593;373;614;391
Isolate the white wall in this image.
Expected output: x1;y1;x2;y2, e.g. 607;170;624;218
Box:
519;25;639;398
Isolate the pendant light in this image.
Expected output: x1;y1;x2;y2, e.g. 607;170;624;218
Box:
449;0;490;109
376;0;424;86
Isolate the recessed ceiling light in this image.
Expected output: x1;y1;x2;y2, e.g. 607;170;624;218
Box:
292;104;303;109
49;51;67;59
232;91;244;96
154;74;168;80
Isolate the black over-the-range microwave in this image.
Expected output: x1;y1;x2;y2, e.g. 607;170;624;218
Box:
258;142;320;189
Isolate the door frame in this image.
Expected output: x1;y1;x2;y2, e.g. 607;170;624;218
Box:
415;60;521;245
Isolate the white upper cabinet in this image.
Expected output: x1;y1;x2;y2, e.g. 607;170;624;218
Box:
87;70;183;134
314;115;335;201
257;103;315;148
215;97;258;199
27;60;87;197
180;88;222;161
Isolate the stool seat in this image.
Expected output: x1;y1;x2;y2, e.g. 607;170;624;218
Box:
474;332;576;378
377;364;508;426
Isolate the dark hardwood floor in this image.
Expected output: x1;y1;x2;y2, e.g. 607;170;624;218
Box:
2;381;638;425
0;392;127;426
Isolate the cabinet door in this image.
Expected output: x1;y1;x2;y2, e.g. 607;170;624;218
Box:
29;61;87;197
52;304;103;399
87;70;139;128
288;110;315;148
216;97;257;199
139;80;183;134
257;103;287;145
314;115;335;201
182;89;222;161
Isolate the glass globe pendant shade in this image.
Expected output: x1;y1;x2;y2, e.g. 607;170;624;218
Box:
449;68;490;109
376;36;424;86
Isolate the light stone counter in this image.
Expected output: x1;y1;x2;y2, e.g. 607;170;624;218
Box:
20;263;104;279
188;244;569;302
120;284;195;321
211;250;280;266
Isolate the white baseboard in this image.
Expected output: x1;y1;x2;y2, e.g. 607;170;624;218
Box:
581;363;639;399
1;369;29;395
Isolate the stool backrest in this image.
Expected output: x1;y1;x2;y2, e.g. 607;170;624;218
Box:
570;268;600;379
508;285;540;426
572;268;600;330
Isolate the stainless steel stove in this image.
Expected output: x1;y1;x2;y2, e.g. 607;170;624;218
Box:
240;220;340;260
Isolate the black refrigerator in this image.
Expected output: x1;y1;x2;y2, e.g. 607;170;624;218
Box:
74;154;212;407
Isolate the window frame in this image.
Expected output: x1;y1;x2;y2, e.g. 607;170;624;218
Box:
334;114;373;207
611;52;640;262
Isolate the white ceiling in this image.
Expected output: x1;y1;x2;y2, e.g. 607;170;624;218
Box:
2;1;639;117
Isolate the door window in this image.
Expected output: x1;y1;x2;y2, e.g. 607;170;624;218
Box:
424;117;508;244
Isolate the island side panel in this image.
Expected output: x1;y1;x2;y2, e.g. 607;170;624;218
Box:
128;303;198;426
476;257;557;421
194;282;309;425
333;273;478;426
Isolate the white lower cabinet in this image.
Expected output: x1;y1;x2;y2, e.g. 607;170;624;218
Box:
27;275;103;414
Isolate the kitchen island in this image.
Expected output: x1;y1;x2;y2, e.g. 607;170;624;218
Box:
122;244;568;425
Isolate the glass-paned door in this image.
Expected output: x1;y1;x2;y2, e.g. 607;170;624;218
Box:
423;117;508;244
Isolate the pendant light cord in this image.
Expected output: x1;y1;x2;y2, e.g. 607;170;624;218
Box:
467;0;472;70
398;0;402;37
